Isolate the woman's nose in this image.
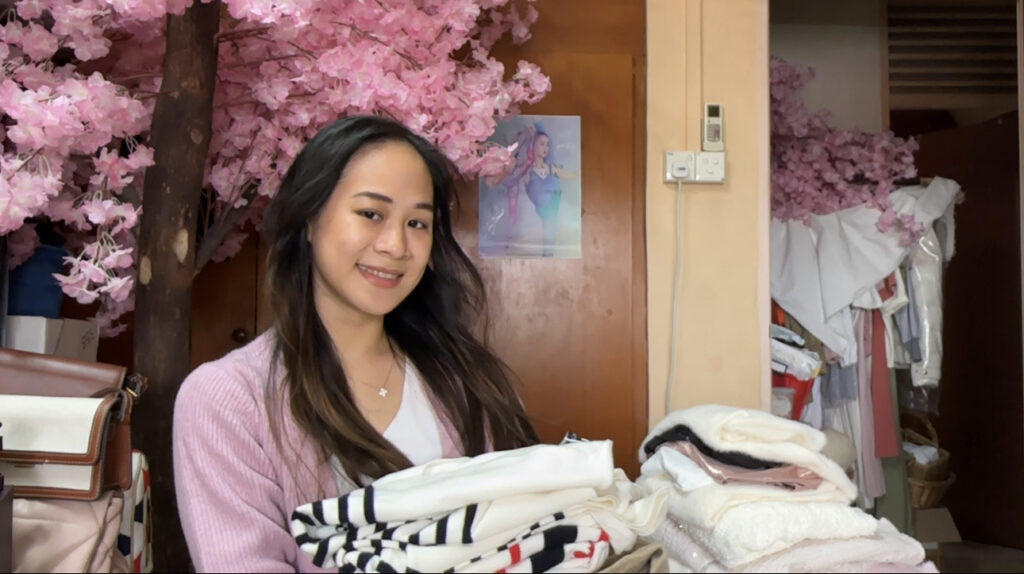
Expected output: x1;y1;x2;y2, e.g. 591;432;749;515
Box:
374;220;408;258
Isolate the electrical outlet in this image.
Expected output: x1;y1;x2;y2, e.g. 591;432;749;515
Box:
663;151;695;183
695;151;725;183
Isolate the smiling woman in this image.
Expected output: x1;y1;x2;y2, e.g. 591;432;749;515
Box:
308;140;436;323
170;115;538;572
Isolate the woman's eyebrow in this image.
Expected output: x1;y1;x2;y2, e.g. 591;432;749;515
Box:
353;191;433;212
353;191;392;203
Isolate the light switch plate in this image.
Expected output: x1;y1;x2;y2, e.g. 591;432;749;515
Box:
695;151;725;183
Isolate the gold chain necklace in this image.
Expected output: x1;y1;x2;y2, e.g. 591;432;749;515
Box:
351;353;398;399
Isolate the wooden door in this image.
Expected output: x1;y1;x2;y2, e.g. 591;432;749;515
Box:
248;0;650;475
203;2;648;476
190;234;260;368
912;110;1024;548
90;3;646;569
469;0;648;476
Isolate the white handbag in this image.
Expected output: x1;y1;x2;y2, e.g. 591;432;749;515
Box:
0;393;123;500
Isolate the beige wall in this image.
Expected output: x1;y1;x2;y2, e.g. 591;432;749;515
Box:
645;0;770;428
770;0;884;132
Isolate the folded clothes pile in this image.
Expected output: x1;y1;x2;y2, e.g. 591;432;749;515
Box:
291;440;667;573
637;405;938;573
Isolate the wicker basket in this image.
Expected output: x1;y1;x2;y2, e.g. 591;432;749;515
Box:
901;412;954;508
909;472;956;510
904;429;950;481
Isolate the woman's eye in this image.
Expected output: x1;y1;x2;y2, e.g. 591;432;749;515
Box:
408;220;430;230
358;210;382;221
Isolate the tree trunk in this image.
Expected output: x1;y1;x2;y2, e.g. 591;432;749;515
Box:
133;2;220;571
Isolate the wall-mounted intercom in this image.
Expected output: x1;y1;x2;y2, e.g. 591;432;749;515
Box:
702;103;724;152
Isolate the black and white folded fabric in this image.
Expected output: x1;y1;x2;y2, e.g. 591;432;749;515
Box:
293;503;610;573
290;441;666;573
475;523;609;574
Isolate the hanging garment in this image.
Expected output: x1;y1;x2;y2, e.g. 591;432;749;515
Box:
800;375;825;429
855;310;886;503
871;308;900;458
893;265;924;363
821;361;858;409
771;178;960;366
908;227;945;387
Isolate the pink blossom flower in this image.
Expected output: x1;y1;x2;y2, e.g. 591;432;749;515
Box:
771;56;923;240
4;0;546;335
99;275;134;303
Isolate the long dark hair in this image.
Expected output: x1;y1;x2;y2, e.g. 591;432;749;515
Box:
262;115;539;485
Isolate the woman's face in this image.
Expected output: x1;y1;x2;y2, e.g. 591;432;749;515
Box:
533;134;550;160
308;140;435;324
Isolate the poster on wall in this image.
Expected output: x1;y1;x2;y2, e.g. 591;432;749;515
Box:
479;114;582;259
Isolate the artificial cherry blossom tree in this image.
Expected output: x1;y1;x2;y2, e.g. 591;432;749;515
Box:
2;0;549;334
2;1;548;568
770;55;924;243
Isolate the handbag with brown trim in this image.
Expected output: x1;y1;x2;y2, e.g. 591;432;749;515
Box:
0;347;147;501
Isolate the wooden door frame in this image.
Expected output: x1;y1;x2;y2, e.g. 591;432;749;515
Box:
632;50;650;468
1017;0;1024;442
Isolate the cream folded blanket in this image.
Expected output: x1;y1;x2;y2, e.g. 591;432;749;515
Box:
640;405;856;501
732;518;926;573
645;516;929;574
673;502;878;568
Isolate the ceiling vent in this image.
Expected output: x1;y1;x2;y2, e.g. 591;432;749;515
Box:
887;1;1017;109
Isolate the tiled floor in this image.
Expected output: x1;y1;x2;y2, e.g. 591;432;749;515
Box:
935;541;1024;573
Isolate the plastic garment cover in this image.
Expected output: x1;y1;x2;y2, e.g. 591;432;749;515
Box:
907;227;944;388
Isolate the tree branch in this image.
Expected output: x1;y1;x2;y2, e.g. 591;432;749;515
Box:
216;25;272;42
332;21;422;69
285;40;318;61
220;53;301;70
194;190;257;271
136;90;179;100
214;90;316;109
111;72;164;83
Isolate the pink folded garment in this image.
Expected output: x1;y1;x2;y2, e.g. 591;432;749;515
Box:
665;441;824;491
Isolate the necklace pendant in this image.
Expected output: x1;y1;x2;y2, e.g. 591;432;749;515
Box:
378;387;388;398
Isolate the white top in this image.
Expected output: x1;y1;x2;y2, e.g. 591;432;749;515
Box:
383;361;444;465
331;361;445;490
